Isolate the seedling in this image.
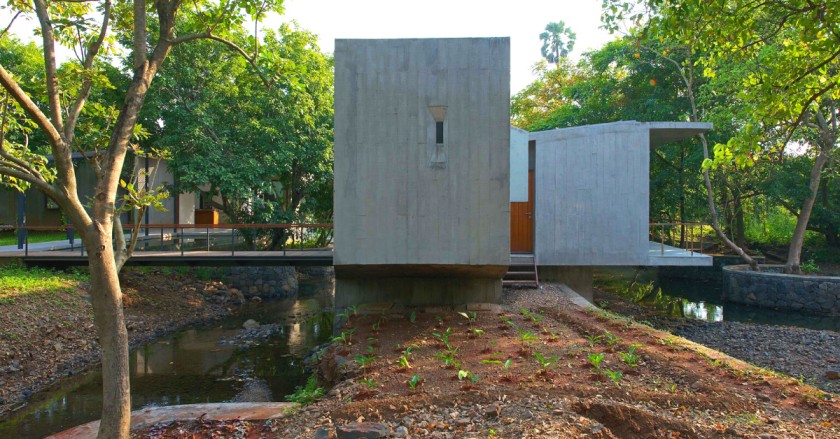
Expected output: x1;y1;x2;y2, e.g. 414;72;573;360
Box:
408;374;423;391
458;369;480;383
338;304;360;321
588;352;605;370
409;311;417;323
602;330;621;349
331;329;355;346
585;334;603;347
358;377;379;389
371;321;380;332
603;369;623;386
499;316;515;328
619;344;642;367
432;327;454;350
354;353;376;374
534;352;560;373
517;328;539;355
469;328;486;338
367;337;379;347
434;348;461;369
397;346;413;370
458;311;477;327
435;315;444;327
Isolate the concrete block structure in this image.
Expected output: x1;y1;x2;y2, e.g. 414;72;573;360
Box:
511;121;714;299
333;38;511;308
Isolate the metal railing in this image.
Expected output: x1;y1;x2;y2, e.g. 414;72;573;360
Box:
649;222;709;256
8;223;334;258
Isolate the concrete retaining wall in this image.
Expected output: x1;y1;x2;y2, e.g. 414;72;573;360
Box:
723;265;840;315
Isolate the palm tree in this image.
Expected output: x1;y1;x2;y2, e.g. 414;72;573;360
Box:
540;21;576;65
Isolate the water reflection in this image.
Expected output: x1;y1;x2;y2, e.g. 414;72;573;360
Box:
596;267;840;332
0;276;334;438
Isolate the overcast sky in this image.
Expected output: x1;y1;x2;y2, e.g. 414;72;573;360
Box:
4;0;616;95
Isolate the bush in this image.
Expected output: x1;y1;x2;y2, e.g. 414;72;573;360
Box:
284;375;324;406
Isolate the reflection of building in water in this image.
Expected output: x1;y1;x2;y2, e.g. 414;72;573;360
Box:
131;329;236;377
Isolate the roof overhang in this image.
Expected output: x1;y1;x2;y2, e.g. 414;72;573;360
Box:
647;122;713;147
526;121;712;147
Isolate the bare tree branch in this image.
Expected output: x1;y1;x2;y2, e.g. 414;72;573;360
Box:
0;11;22;39
171;33;271;89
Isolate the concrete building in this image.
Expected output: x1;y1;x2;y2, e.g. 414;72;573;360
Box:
512;121;714;298
333;38;511;307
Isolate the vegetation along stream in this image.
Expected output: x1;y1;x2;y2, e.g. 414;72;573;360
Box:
596;267;840;332
0;277;334;438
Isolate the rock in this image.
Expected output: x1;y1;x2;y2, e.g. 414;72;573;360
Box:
483;403;501;418
250;296;263;303
242;319;259;329
336;422;391;439
826;367;840;380
311;427;332;439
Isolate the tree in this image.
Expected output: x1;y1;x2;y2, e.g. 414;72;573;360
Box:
604;0;840;273
141;22;333;248
539;21;576;65
0;1;282;437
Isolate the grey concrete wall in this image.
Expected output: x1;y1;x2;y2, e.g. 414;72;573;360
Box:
510;126;529;202
539;266;594;302
335;277;502;309
334;38;510;268
532;122;650;266
135;158;195;225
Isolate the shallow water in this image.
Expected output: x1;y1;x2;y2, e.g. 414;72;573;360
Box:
0;277;334;438
596;267;840;332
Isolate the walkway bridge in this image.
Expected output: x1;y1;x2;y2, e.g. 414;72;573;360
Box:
0;224;334;268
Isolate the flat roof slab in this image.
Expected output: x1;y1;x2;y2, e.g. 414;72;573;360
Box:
647;241;713;266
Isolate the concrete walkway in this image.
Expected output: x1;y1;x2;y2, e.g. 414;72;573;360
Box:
47;402;298;439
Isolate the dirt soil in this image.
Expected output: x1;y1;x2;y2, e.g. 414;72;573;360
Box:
0;268;232;415
133;284;839;438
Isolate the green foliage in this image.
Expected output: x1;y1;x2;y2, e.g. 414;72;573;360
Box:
407;374;423;391
434;348;461;370
331;329;355;346
602;330;622;349
800;259;820;274
432;327;454;350
619;344;642;368
409;311;416;323
358;377;379;389
285;376;324;406
588;352;605;369
458;311;477;326
539;21;576;64
534;352;560;372
603;369;623;386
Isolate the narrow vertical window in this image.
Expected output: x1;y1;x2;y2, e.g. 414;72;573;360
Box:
435;121;444;144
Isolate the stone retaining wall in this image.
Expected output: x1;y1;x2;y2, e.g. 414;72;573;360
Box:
723;265;840;315
228;266;298;299
659;255;765;281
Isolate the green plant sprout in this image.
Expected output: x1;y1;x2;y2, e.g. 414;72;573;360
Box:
588;352;605;369
372;321;380;332
358;377;379;389
499;316;515;327
469;328;486;338
331;328;356;346
619;344;642;367
409;311;417;323
367;337;379;346
434;348;461;369
585;334;603;347
457;369;480;383
517;328;539;353
432;327;454;350
354;353;376;374
534;352;560;373
458;311;478;327
602;330;621;349
408;374;423;391
397;346;413;369
603;369;623;386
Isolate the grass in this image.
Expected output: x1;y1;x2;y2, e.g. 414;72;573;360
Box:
0;230;72;246
0;261;88;303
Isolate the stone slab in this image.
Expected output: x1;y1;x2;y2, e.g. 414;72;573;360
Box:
48;402;298;439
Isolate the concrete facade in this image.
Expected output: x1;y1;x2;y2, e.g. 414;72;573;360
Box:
334;38;510;306
527;121;713;267
134;158;196;226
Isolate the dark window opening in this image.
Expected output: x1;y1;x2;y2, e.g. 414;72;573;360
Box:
435;121;444;144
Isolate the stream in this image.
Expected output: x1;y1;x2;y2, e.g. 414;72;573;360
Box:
0;276;334;438
595;267;840;332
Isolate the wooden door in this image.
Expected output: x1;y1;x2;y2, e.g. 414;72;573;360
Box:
510;171;534;253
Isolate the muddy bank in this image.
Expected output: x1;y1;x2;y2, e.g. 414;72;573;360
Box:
0;268;235;415
594;288;840;394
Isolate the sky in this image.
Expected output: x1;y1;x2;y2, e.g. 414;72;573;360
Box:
277;0;616;94
3;0;617;95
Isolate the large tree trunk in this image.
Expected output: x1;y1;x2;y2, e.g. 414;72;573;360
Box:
84;226;131;437
785;151;830;274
